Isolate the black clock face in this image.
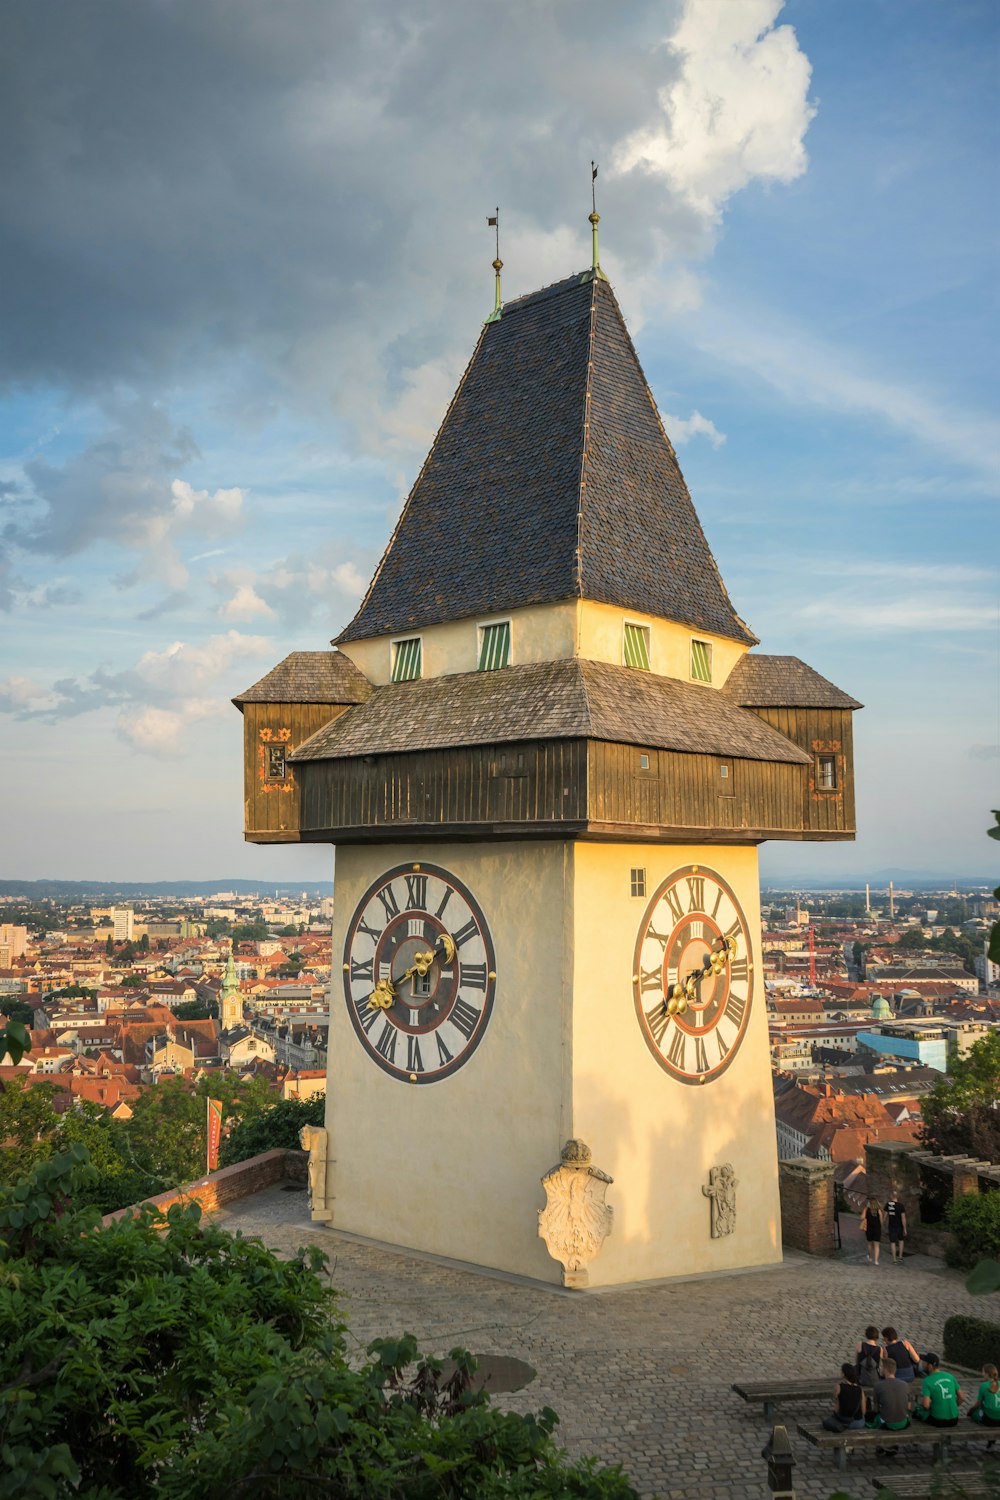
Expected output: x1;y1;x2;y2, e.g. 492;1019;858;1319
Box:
633;865;753;1085
343;862;497;1084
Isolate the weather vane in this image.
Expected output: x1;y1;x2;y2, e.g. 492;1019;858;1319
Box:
485;207;503;324
589;162;606;279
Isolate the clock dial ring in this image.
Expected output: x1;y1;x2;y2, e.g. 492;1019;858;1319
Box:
633;864;753;1085
343;862;497;1084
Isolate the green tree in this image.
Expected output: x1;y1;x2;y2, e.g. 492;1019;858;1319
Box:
139;931;150;953
0;998;34;1027
895;927;926;951
232;919;267;943
105;933;114;957
47;983;97;1001
120;974;145;988
126;1077;207;1188
0;1077;59;1185
921;1032;1000;1162
220;1093;326;1167
0;1148;636;1498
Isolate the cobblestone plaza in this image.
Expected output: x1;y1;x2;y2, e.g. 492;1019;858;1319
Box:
216;1186;989;1499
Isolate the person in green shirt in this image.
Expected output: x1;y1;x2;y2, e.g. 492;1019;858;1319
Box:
969;1363;1000;1428
914;1352;963;1427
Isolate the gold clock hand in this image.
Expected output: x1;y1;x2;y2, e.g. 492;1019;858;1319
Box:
366;932;456;1009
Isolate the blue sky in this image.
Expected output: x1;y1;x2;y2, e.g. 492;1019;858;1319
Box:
1;0;996;883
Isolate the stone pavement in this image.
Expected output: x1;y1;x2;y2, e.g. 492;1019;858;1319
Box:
214;1185;988;1499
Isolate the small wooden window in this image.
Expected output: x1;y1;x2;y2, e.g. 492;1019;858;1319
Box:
266;745;287;780
720;764;729;780
623;622;651;670
392;637;422;682
478;620;511;671
817;754;838;790
630;868;646;898
691;639;713;683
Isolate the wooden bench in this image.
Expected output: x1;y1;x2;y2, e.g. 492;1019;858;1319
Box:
796;1420;988;1473
872;1472;997;1498
730;1377;832;1422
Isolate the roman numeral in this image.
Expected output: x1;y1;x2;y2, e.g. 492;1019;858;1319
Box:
435;1032;453;1067
349;957;373;982
640;965;662;992
723;917;742;940
357;918;382;944
694;1036;709;1074
662;885;684;923
667;1029;686;1071
434;886;453;921
450;998;480;1039
407;918;424;938
452;918;479;949
375;1021;397;1063
645;1002;670;1046
730;957;748;983
406;1035;424;1073
376;884;400;921
646;926;670;950
724;990;747;1029
356;999;379;1035
716;1029;728;1063
686;876;705;912
687;919;706;943
711;887;724;920
460;962;488;991
405;874;428;910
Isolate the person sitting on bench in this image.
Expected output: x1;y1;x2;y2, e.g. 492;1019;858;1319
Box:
867;1357;911;1431
914;1352;962;1427
854;1325;883;1387
880;1325;920;1384
969;1364;1000;1428
823;1363;867;1431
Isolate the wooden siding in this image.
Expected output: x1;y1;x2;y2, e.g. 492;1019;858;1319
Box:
300;740;588;836
294;735;856;844
242;702;349;841
745;708;856;836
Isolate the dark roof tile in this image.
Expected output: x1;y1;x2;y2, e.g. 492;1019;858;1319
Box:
291;659;809;764
722;654;862;709
233;652;372;706
336;275;755;647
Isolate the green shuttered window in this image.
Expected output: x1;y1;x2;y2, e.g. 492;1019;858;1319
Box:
391;637;422;682
623;622;651;670
478;621;511;672
690;639;712;683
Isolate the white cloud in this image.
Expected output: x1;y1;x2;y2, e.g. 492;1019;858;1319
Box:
800;597;996;631
614;0;815;218
117;697;224;757
663;408;726;446
219;582;277;622
213;550;370;632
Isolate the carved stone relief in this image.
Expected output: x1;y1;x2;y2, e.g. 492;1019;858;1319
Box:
702;1161;738;1238
537;1139;613;1289
299;1124;332;1221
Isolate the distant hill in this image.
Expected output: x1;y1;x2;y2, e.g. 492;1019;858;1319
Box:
0;879;331;900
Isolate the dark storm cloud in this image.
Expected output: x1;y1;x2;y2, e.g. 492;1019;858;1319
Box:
0;0;679;404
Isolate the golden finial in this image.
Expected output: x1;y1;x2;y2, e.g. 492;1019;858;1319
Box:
587;162;608;282
484;208;503;324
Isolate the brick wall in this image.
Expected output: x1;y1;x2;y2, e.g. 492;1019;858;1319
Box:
101;1148;308;1227
778;1156;836;1255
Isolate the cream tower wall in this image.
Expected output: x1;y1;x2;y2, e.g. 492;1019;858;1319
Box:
338;600;748;688
324;837;781;1287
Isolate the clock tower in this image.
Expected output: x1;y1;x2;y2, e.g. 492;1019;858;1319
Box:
234;234;860;1287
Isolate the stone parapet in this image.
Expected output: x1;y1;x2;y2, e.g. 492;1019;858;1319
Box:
101;1148;308;1227
779;1156;836;1256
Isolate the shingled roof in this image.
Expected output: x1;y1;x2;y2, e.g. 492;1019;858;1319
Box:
290;659;809;765
336;273;756;648
722;654;862;709
232;651;372;707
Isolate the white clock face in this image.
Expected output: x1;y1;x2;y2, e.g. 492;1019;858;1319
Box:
342;862;497;1084
633;865;753;1085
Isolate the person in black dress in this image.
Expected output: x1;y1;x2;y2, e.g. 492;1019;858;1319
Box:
860;1196;884;1264
823;1363;867;1431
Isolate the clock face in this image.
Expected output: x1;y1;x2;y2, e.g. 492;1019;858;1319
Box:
342;862;497;1084
633;865;753;1085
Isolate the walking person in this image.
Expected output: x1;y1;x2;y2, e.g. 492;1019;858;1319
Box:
823;1363;867;1432
860;1196;884;1264
881;1326;920;1384
884;1189;907;1262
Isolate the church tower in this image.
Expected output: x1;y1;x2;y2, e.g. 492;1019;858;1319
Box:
219;946;243;1032
234;230;860;1287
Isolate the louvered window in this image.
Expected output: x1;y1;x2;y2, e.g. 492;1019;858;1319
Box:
623;622;651;670
391;637;422;682
478;621;510;672
817;754;837;790
690;639;713;683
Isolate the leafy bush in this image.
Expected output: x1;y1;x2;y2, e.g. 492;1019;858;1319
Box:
0;1147;637;1498
943;1313;1000;1371
219;1092;326;1166
945;1189;1000;1268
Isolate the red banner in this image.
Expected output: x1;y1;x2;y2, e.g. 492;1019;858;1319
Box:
206;1097;223;1172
